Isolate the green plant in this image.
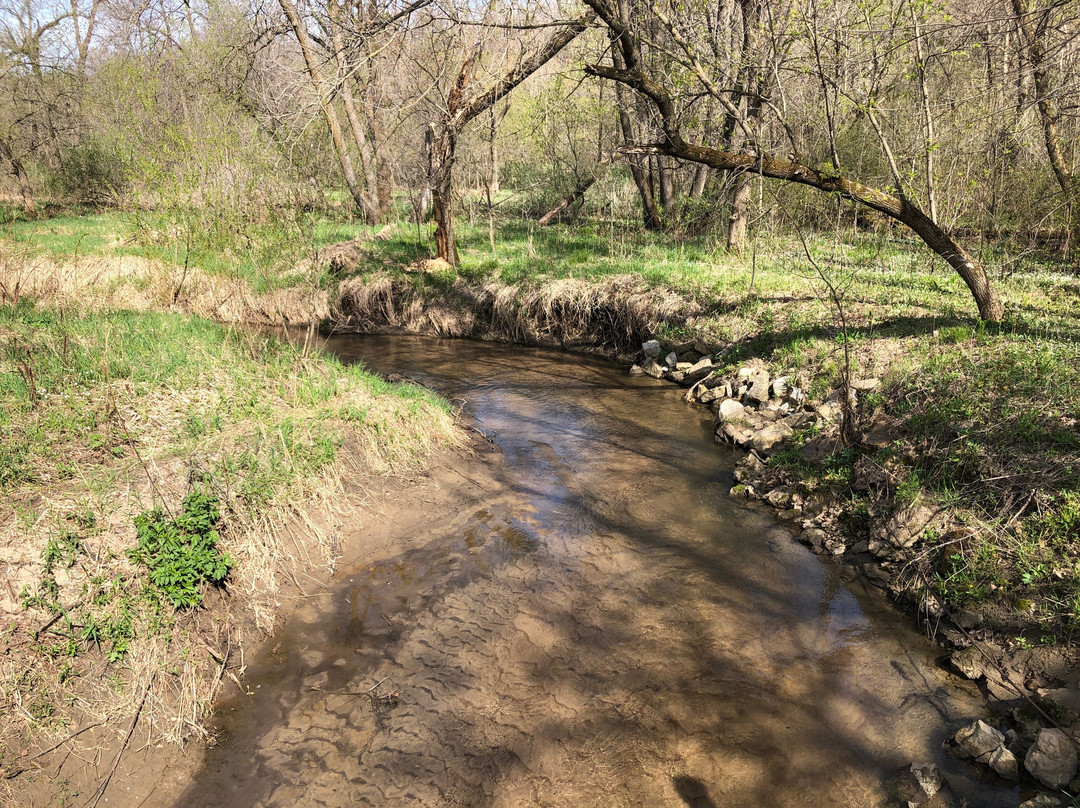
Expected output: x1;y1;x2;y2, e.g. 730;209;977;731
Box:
128;492;232;608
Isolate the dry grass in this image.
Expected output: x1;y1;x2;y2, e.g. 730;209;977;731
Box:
0;248;329;325
336;272;705;356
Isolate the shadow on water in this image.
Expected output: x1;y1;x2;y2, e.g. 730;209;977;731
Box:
172;335;1019;808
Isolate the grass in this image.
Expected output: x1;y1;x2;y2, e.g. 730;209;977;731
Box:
0;298;460;751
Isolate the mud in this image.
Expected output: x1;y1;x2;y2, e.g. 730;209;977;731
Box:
145;336;1020;807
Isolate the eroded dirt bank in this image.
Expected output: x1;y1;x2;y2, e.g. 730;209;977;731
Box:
132;337;1019;808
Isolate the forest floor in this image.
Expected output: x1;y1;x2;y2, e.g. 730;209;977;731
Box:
1;203;1079;803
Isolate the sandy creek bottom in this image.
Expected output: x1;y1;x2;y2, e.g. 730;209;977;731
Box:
168;335;1016;808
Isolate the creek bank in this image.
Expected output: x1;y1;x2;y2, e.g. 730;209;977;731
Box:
625;335;1080;804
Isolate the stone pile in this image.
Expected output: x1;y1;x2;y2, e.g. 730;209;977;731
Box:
630;340;840;457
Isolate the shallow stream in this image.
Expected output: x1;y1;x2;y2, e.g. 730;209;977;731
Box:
172;335;1016;807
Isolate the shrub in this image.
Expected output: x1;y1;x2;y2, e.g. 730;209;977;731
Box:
128;492;232;608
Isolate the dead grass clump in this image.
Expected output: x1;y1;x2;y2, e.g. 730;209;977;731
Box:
0;248;329;326
336;272;703;356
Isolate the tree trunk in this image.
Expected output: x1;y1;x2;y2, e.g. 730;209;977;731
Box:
329;17;381;224
690;165;710;197
428;125;458;265
725;0;765;251
1011;0;1078;256
726;172;752;251
610;31;662;230
657;155;675;210
428;14;593;265
278;0;369;217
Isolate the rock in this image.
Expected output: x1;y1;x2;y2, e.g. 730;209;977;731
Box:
909;762;942;799
729;484;750;499
642;360;665;379
815;401;840;421
664;351;678;369
642;340;662;359
734;452;766;482
987;745;1019;780
802;529;826;550
850;540;869;554
879;503;936;549
699;386;725;404
886;762;961;807
629;364;645;377
737;366;755;379
1025;728;1078;789
952;719;1005;762
747;370;771;404
683;357;714;384
863;417;895;449
669;371;686;384
1020;797;1063;808
851;377;881;391
750;421;794;454
954;610;982;630
950;646;991;681
1036;687;1080;725
825;539;846;555
765;485;794;509
717;399;746;420
786;386;805;404
772;376;789;398
780;411;815;430
720;422;754;446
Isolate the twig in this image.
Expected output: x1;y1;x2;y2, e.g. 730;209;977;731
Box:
87;676;153;808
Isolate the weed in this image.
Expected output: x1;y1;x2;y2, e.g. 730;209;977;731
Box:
128;492;232;609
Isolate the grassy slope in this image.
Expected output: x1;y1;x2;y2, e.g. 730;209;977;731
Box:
0;283;460;764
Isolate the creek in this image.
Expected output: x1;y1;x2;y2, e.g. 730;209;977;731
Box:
172;335;1017;807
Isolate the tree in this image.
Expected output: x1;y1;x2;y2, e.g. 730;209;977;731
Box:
1010;0;1079;257
581;0;1005;321
425;12;593;264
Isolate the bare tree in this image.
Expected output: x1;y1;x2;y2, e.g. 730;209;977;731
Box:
425;12;593;264
582;0;1005;321
1010;0;1079;255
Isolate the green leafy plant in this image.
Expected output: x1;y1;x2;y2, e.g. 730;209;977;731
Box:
128;492;232;608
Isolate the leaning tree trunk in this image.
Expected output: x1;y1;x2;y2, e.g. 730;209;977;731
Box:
538;156;614;226
583;48;1005;321
278;0;371;219
634;138;1004;321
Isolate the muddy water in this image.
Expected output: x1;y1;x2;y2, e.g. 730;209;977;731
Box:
173;336;1015;807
